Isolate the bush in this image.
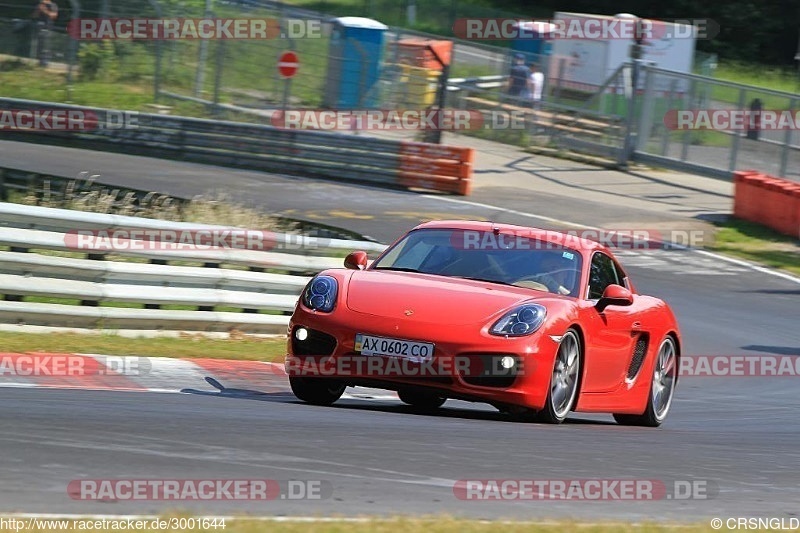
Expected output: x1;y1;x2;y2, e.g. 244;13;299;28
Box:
78;41;116;81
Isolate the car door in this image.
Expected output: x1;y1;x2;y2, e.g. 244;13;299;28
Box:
580;251;640;393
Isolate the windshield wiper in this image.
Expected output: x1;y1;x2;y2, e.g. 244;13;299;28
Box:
452;276;514;286
372;266;422;273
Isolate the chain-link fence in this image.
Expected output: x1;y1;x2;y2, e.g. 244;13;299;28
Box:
635;65;800;181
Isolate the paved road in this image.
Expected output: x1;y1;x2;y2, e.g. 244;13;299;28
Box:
0;140;798;521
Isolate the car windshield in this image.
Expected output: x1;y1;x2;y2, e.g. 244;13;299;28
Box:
371;228;583;297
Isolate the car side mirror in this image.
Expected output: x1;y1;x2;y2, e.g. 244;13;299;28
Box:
344;250;368;270
596;284;633;312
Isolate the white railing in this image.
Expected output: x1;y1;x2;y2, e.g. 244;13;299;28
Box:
0;204;387;335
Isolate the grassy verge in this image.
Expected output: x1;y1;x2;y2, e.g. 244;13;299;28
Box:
708;218;800;276
0;331;287;362
0;516;722;532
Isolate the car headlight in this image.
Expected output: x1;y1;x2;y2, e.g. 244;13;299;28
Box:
302;275;338;312
490;304;547;336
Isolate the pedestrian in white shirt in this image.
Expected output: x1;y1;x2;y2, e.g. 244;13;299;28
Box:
528;63;544;110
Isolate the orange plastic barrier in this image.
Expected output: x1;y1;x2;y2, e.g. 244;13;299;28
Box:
398;141;474;195
733;170;800;238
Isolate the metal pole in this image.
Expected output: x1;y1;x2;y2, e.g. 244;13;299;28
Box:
680;79;696;162
635;63;655;152
147;0;163;103
212;40;225;116
728;88;746;172
426;44;451;144
65;0;80;91
779;98;795;177
660;79;677;156
619;60;640;167
194;0;212;98
280;16;297;115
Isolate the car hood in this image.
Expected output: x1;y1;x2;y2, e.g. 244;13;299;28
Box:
345;270;540;325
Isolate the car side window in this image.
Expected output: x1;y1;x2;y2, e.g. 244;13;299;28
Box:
588;252;620;300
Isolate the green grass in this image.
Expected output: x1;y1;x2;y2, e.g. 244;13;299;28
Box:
714;60;800;94
0;331;287;361
709;60;800;109
709;218;800;276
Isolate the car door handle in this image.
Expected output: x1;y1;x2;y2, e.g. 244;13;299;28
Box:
632;321;642;329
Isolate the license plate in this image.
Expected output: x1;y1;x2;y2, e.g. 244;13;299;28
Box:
355;334;434;359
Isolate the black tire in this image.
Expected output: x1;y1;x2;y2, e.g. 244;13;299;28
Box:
535;329;582;424
614;336;678;427
289;377;346;406
398;389;446;410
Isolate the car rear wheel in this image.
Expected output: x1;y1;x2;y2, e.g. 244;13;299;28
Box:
398;389;446;410
536;329;581;424
289;377;346;406
614;336;677;427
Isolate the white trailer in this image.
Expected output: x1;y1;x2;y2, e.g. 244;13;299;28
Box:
547;12;697;94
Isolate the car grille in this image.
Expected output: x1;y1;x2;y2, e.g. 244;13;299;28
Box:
458;353;520;388
627;334;649;380
291;327;337;356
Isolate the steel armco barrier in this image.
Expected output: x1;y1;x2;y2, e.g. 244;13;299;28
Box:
0;98;474;195
0;203;389;335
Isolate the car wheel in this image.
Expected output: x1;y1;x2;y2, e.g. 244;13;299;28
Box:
614;336;677;427
536;329;581;424
289;377;346;406
398;389;446;410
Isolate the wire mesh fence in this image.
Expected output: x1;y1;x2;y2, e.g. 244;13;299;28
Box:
1;0;798;181
636;66;800;180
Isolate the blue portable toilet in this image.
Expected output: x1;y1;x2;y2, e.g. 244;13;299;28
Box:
323;17;388;109
511;21;556;62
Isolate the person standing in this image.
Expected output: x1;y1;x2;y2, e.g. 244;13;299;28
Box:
32;0;58;66
506;53;530;101
528;62;544;110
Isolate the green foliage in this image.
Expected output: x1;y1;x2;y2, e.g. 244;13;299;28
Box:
77;41;117;81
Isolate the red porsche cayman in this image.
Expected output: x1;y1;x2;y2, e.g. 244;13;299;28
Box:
286;221;681;426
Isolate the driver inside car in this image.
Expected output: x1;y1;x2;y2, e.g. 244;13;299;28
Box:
531;252;576;296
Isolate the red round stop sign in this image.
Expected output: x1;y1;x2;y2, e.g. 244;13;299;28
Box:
278;51;299;79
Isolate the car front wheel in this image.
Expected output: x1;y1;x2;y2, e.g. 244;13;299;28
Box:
398;389;446;410
289;377;346;406
536;329;582;424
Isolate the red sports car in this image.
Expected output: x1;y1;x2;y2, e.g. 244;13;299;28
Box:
285;221;680;426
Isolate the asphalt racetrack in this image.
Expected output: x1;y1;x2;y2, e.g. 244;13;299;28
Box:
0;141;798;521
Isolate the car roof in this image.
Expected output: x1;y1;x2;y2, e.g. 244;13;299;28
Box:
412;220;613;255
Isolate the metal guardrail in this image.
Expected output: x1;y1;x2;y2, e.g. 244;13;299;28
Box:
0;204;388;335
0;97;474;195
